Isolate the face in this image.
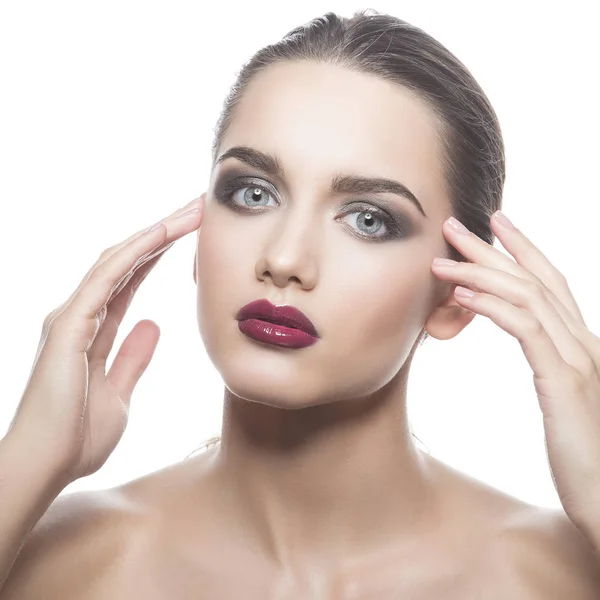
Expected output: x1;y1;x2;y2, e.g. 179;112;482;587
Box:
194;61;468;409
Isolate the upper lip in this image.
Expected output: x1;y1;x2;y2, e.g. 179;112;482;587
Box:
236;299;320;338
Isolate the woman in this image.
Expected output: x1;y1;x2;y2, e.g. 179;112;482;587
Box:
2;8;600;598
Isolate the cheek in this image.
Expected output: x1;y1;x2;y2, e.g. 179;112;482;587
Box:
195;211;257;335
314;255;430;398
334;246;436;354
196;209;246;286
198;206;230;277
350;265;420;337
197;220;225;277
195;218;235;335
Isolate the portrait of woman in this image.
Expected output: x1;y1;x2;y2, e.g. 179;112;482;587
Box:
1;4;600;598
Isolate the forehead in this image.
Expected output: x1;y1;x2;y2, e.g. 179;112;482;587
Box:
219;61;448;212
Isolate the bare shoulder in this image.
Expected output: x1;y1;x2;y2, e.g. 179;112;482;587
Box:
1;487;145;600
0;450;219;600
490;506;600;598
425;455;600;598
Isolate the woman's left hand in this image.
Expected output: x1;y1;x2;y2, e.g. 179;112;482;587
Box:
431;211;600;541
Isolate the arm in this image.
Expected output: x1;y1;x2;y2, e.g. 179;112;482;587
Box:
0;430;70;593
0;197;202;596
0;438;134;600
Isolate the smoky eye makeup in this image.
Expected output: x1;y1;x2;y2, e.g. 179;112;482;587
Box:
212;169;416;241
214;168;279;201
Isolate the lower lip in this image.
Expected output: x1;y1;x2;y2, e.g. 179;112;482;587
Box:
237;319;319;349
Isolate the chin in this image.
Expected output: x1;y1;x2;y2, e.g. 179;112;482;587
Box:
200;318;323;407
220;361;326;409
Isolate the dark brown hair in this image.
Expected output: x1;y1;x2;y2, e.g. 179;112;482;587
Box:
190;8;505;457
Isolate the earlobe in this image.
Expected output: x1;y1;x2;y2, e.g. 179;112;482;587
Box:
423;286;476;341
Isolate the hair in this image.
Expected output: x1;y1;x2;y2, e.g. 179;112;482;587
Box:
188;8;505;458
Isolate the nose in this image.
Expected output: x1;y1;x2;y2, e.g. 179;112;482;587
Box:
255;208;319;290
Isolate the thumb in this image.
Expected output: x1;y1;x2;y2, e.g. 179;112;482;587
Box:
106;319;161;408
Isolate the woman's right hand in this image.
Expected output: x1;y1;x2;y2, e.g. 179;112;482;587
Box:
5;195;205;485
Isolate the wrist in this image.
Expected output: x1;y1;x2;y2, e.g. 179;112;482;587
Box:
1;427;73;497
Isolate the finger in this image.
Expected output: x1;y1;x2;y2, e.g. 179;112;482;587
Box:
442;217;586;335
108;240;175;304
489;214;587;325
77;197;202;364
97;195;204;264
434;261;593;374
105;318;161;411
51;195;205;319
88;250;167;366
50;200;203;352
452;286;573;390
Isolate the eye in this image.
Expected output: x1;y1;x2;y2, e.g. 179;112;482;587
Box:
337;204;403;242
215;180;407;242
227;185;277;210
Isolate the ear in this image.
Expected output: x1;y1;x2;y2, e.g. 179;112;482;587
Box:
423;282;476;341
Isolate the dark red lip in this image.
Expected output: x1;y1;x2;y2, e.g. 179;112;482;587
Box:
236;299;320;338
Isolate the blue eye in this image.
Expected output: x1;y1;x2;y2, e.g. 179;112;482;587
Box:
215;181;407;242
337;203;399;240
229;185;277;209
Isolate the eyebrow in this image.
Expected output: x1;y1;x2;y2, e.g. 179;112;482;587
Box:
215;145;427;218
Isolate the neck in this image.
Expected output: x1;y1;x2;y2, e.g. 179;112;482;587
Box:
211;370;441;572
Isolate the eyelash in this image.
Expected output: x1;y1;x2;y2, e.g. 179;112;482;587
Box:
214;179;407;242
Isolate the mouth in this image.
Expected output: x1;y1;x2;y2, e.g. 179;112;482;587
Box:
236;299;320;338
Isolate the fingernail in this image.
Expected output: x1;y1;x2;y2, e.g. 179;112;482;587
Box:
145;221;163;233
180;196;204;214
455;286;475;298
180;202;205;218
433;257;458;267
184;197;202;208
493;210;515;229
448;217;470;235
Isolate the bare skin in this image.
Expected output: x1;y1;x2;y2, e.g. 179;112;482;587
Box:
3;61;600;598
4;447;600;598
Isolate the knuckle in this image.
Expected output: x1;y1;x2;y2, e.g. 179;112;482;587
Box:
96;248;112;263
459;264;476;286
91;255;114;281
522;280;545;305
42;305;65;333
523;315;544;338
46;308;67;331
550;268;567;286
42;310;56;330
98;247;114;263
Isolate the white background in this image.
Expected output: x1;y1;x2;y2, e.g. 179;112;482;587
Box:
0;1;597;507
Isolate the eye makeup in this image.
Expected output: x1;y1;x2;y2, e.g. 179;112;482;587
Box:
213;171;415;243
